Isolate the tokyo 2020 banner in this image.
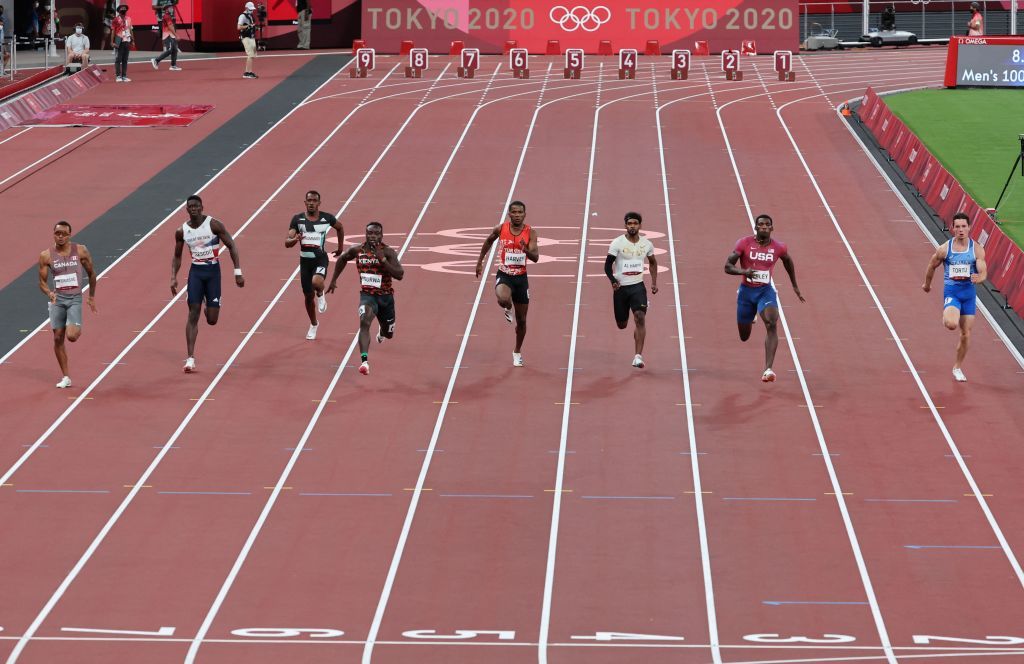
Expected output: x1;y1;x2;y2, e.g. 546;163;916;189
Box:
362;0;799;54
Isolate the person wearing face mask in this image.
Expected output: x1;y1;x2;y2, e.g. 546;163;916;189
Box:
111;4;133;82
101;0;116;49
65;23;91;69
238;1;258;79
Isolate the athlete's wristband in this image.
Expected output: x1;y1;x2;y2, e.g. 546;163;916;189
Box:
234;268;243;276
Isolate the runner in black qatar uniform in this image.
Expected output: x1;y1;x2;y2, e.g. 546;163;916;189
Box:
285;190;343;340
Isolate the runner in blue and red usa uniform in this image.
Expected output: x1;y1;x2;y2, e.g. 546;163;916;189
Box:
725;214;804;383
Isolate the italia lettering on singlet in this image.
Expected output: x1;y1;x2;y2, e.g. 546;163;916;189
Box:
944;239;976;284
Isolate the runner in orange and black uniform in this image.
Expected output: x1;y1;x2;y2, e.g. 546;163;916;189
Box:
327;221;404;376
475;200;539;367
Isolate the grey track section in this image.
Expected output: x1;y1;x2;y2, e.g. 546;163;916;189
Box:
845;99;1024;355
0;53;350;357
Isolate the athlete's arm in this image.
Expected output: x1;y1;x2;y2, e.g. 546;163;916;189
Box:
604;255;618;289
170;228;185;295
38;250;56;303
285;217;300;248
211;218;245;288
780;253;804;302
647;252;658;294
327;245;359;293
79;244;98;312
380;246;405;280
475;224;502;279
332;219;345;250
525;229;539;263
922;244;947;292
724;251;752;278
971;243;988;284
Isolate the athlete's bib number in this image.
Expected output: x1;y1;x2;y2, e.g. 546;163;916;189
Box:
360;273;383;289
621;258;643;275
949;264;971;279
191;246;216;262
504;252;526;267
750;269;770;284
301;231;322;247
54;273;79;290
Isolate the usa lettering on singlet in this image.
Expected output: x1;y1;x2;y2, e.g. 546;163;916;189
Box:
735;235;787;287
944;239;976;284
183;216;222;265
608;235;653;286
356;245;393;294
497;222;531;276
290;213;336;260
51;243;84;295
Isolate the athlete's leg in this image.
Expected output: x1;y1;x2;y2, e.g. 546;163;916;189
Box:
186;303;202;357
304;291;317;325
760;306;780;370
942;304;961;331
52;328;68;377
205;306;220;326
358;303;376;355
955;314;975;368
495;283;513;310
737;287;755;341
633;309;646;355
65;324;82;343
513;302;528;353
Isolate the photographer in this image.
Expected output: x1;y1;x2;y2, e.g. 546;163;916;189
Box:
111;4;134;82
296;0;311;50
238;1;258;79
151;4;181;71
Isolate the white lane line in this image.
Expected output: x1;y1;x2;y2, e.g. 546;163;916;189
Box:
0;126;32;147
714;86;898;663
0;127;100;188
0;59;355;365
655;90;723;664
776;93;1024;591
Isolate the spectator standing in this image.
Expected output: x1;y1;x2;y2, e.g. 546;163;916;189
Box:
151;9;181;70
112;4;133;82
238;1;258;79
101;0;116;49
65;23;90;69
296;0;311;49
967;1;984;36
0;6;8;75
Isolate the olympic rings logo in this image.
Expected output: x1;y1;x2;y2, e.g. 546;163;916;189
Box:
549;5;612;32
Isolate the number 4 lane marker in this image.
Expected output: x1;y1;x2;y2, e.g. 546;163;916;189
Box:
61;626;175;636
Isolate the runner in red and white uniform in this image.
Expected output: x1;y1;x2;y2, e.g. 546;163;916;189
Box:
171;195;244;373
724;214;804;382
38;221;97;389
475;200;539;367
327;221;404;376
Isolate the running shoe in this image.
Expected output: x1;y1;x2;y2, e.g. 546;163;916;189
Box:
115;77;123;82
306;323;318;340
55;376;72;389
503;307;513;324
150;58;158;69
122;77;132;82
317;293;327;313
512;352;524;367
376;332;385;344
169;66;183;71
359;360;370;375
632;354;645;369
761;368;776;382
952;367;967;383
184;357;196;373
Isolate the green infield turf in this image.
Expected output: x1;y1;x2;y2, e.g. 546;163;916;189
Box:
882;88;1024;248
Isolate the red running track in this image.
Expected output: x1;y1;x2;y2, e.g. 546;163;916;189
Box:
1;49;1023;664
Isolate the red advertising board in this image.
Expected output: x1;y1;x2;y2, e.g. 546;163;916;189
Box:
362;0;799;54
